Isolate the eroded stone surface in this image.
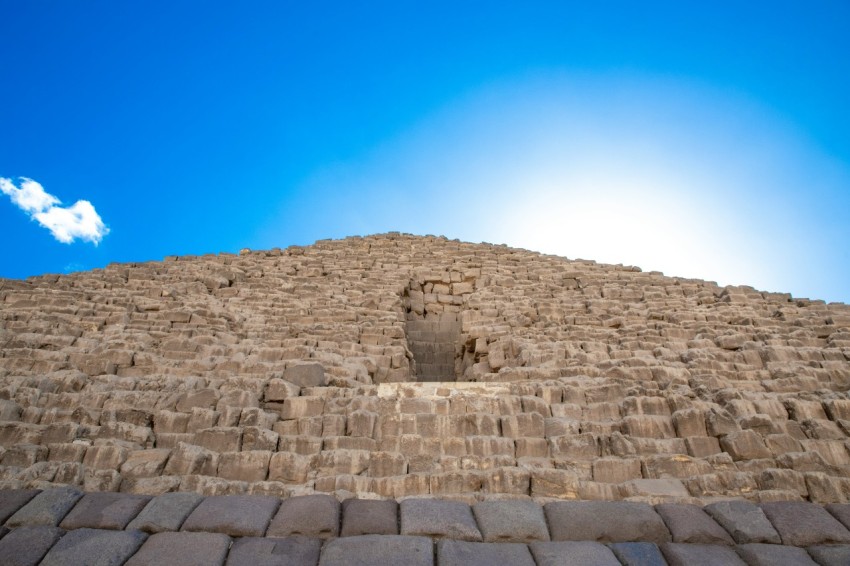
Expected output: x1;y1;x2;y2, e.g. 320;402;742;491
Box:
39;528;147;566
124;531;231;566
266;494;339;538
318;535;433;566
545;501;671;545
0;525;64;566
400;499;482;541
438;539;535;566
181;495;279;537
529;541;621;566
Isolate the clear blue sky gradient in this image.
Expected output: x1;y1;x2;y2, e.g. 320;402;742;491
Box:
2;2;849;302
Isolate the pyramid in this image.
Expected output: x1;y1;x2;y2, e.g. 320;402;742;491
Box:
2;233;850;563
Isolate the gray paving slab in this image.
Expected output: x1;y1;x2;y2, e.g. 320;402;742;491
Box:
341;498;398;536
5;486;84;527
545;501;671;545
760;501;850;546
400;498;482;541
439;539;534;566
807;544;850;566
660;543;746;566
318;534;433;566
126;491;205;533
826;503;850;531
735;543;818;566
472;499;549;542
182;495;280;537
266;494;340;538
0;489;40;524
125;531;231;566
655;503;733;545
608;542;669;566
0;525;65;566
225;536;323;566
60;492;151;530
530;541;621;566
40;527;148;566
703;500;781;544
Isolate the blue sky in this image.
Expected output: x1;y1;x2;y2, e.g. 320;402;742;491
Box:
2;2;849;303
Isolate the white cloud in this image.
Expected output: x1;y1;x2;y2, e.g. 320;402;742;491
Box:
0;177;109;245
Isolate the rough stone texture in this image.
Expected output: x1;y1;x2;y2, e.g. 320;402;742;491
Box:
438;539;535;566
807;544;850;566
703;500;781;544
608;542;668;566
400;499;482;541
318;535;433;566
126;492;204;533
660;543;747;566
341;498;398;536
39;527;147;566
181;495;279;537
735;543;819;566
529;541;621;566
226;536;323;566
0;525;65;566
545;501;671;544
5;487;83;527
760;501;850;546
266;494;339;538
59;492;151;530
124;531;231;566
655;503;734;545
472;500;549;542
0;489;39;524
826;503;850;530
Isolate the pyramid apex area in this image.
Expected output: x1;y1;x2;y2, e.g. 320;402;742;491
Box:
1;232;850;502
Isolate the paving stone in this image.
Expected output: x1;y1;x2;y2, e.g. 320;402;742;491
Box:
655;503;733;545
545;501;671;545
529;541;621;566
125;531;231;566
40;527;148;566
660;543;746;566
760;501;850;546
266;494;340;538
0;525;65;566
0;489;40;524
826;503;850;530
318;534;433;566
472;499;549;542
807;544;850;566
60;492;151;530
608;542;668;566
225;536;323;566
438;539;534;566
6;486;84;527
400;498;482;541
703;500;780;544
182;495;280;537
734;543;818;566
126;492;205;533
341;498;398;536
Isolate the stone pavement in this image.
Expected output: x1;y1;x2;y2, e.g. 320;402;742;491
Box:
1;488;850;564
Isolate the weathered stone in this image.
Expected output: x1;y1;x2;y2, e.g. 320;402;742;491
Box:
40;528;148;566
6;486;83;527
181;495;279;537
400;498;482;541
284;363;327;387
318;535;433;566
660;543;746;566
0;525;65;566
735;543;818;566
124;531;231;566
607;542;668;566
60;492;151;530
472;500;549;542
545;501;671;544
226;536;323;566
0;489;40;523
266;494;340;538
703;499;780;544
439;539;535;566
760;501;850;546
125;492;204;533
655;503;733;545
807;544;850;566
529;541;621;566
341;498;398;536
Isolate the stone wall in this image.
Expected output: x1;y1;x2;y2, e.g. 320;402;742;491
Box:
1;233;849;503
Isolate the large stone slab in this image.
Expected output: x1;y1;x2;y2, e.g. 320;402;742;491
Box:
655;503;733;545
0;489;40;524
225;536;323;566
125;531;231;566
807;544;850;566
60;492;151;530
438;539;534;566
703;500;780;544
544;501;671;545
181;495;280;537
760;501;850;546
126;492;204;533
341;498;398;536
400;499;482;541
735;543;818;566
0;525;65;566
529;541;621;566
660;543;746;566
6;487;84;527
40;528;148;566
607;542;668;566
472;500;549;543
318;535;433;566
266;494;340;538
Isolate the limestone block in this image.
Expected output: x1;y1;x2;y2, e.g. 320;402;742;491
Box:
281;397;325;419
186;408;220;433
153;411;190;434
264;378;301;402
465;436;515;458
826;399;850;421
531;468;580;498
296;416;324;436
1;444;47;467
97;422;154;448
622;396;671;416
175;389;220;412
550;434;600;460
801;419;845;440
685;437;722;458
283;363;326;387
501;413;545;438
764;433;803;456
805;472;850;503
83;445;129;470
515;438;549;458
785;399;828;421
347;410;378;438
316;449;371;476
430;471;484;494
705;408;741;437
268;452;316;483
322;436;377;451
217;450;271;482
672;409;707;437
550;403;582;419
238;408;278;429
47;443;88;463
368;451;407;477
241;426;279;451
120;449;171;479
278;436;322;455
372;473;431;498
544;418;581;437
84;468;122;491
801;439;850;467
720;430;771;461
162;442;218;476
592;458;642;484
521;396;551;416
621;415;675;439
193;427;242;452
642;454;713;479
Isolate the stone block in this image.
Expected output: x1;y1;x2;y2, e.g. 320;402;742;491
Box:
807;545;850;566
284;363;326;387
654;503;733;544
621;415;675;438
60;492;151;530
473;500;549;542
608;542;668;566
120;449;171;479
0;488;40;523
266;494;340;538
530;468;580;498
720;430;771;461
544;501;671;544
268;452;316;483
685;436;722;457
672;409;707;437
318;535;433;566
40;528;148;566
226;536;323;566
216;450;271;482
760;501;850;546
735;543;819;566
0;525;64;566
400;498;482;541
439;539;535;566
703;499;780;544
181;495;280;537
193;427;242;452
6;486;83;527
341;498;398;536
124;531;231;566
529;541;621;566
126;492;204;533
281;397;325;420
660;543;746;566
83;445;129;470
162;442;218;476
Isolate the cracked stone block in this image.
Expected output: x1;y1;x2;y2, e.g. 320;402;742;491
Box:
40;528;148;566
545;501;671;545
125;492;204;533
59;492;151;530
181;495;280;537
439;539;535;566
607;542;668;566
400;498;482;541
655;503;733;545
760;501;850;546
703;500;780;544
318;535;432;566
807;545;850;566
0;489;40;524
472;500;549;543
226;536;322;566
6;487;84;527
341;498;398;536
529;541;621;566
735;543;818;566
266;494;340;538
0;525;65;566
660;543;746;566
124;531;231;566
